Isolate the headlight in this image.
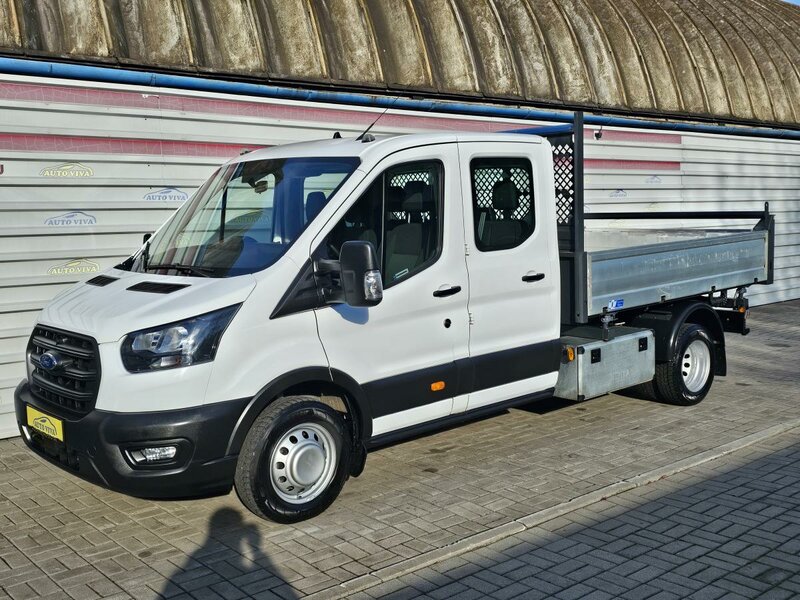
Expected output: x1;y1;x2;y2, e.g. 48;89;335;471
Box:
121;305;240;372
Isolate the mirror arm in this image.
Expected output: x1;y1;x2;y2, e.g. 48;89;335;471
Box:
313;259;345;304
314;258;340;275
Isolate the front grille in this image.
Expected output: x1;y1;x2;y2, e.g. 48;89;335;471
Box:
27;326;101;416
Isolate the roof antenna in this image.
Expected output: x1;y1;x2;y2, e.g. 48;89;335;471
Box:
333;131;342;139
356;99;396;143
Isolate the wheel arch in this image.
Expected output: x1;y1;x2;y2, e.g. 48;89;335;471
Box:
629;300;727;376
225;367;372;456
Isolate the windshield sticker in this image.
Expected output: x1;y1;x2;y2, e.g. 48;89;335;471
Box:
39;162;94;177
228;211;270;226
44;211;97;226
47;259;100;276
143;187;189;202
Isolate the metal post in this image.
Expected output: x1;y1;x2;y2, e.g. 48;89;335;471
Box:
573;112;587;323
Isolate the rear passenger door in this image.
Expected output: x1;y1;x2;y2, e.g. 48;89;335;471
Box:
457;142;561;411
313;145;470;438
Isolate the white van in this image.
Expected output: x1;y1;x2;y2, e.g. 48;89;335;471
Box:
14;127;772;522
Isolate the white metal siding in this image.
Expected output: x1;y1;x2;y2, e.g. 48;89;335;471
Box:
0;74;797;438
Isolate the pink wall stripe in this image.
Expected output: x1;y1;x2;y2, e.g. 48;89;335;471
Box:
0;132;682;170
0;81;513;132
0;133;265;158
585;159;681;171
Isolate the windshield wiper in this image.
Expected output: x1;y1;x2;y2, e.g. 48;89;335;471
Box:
145;263;216;278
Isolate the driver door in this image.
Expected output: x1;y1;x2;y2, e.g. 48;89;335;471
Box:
312;145;470;438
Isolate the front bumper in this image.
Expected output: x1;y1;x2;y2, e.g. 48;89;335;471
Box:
14;380;249;499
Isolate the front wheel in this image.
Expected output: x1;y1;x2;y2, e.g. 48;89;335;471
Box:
234;396;351;523
653;323;716;406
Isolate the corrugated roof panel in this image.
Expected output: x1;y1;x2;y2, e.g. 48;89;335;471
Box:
0;0;799;126
188;0;266;73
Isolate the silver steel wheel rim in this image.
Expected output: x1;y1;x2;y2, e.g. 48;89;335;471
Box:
269;423;337;504
681;339;711;393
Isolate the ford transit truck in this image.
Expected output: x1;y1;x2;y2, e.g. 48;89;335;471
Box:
14;116;775;522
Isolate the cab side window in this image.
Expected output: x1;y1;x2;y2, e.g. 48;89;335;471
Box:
470;158;535;251
321;161;443;286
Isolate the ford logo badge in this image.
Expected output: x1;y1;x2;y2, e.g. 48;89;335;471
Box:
39;351;60;371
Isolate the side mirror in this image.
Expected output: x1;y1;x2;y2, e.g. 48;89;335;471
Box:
339;241;383;307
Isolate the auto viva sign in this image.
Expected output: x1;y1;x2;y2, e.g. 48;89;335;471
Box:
44;211;97;226
47;259;100;276
39;162;94;177
143;187;189;202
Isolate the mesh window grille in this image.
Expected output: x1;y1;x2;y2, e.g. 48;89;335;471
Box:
551;139;575;226
389;170;430;188
388;170;434;221
472;166;532;220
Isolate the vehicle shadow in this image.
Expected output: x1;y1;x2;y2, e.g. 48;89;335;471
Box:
372;396;578;451
161;506;298;599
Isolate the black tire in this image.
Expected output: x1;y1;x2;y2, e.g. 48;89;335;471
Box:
653;323;716;406
234;395;351;523
624;378;663;402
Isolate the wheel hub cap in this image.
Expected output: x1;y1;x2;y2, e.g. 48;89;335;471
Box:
681;339;711;393
289;442;325;485
269;423;337;504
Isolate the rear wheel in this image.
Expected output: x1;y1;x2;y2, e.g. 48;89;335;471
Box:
653;323;716;405
234;395;351;523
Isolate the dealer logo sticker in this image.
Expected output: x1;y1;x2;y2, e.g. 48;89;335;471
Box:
44;211;97;226
40;162;94;177
47;259;100;276
32;416;59;438
144;187;189;202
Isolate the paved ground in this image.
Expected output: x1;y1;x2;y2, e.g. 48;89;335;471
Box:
351;426;800;600
0;300;798;599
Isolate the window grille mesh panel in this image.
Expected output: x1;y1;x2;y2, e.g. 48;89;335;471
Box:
389;170;434;221
552;139;575;226
472;167;532;220
389;171;430;188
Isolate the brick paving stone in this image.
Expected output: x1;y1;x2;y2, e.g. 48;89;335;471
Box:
0;301;798;598
375;425;800;599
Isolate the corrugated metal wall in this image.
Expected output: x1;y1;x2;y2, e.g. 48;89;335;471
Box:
1;0;799;128
0;73;797;437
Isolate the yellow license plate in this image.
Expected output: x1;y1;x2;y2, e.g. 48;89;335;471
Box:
26;406;64;442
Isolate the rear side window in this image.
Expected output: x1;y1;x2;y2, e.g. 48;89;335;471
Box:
470;157;535;252
319;160;443;286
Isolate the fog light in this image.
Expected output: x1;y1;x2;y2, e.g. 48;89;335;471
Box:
130;446;177;464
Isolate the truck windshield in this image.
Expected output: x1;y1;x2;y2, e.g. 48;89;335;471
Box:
123;156;360;277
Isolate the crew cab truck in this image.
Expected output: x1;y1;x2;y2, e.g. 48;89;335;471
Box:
14;116;774;523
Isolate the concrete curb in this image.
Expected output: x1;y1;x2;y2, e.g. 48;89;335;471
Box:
307;419;800;600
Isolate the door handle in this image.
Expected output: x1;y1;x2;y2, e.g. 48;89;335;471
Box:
433;285;462;298
522;272;545;282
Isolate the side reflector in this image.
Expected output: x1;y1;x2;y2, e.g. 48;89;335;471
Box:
431;381;446;392
566;347;575;362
